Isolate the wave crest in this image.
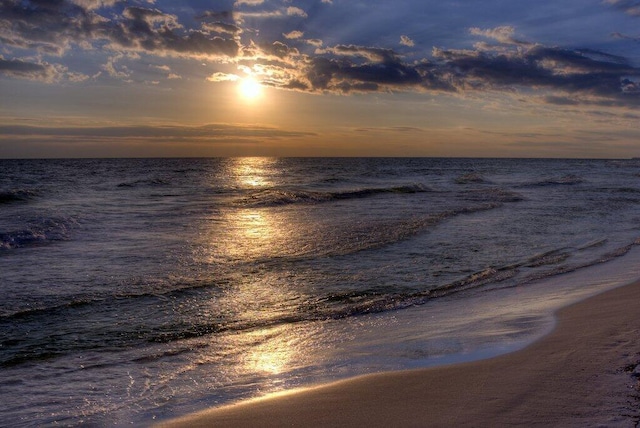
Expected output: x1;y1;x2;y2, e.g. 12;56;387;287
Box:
235;184;431;207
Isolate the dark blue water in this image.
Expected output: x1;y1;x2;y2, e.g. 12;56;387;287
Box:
1;158;640;425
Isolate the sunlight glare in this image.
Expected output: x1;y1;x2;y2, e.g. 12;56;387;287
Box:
238;77;263;101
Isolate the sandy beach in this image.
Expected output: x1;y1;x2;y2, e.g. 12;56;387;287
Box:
158;279;640;427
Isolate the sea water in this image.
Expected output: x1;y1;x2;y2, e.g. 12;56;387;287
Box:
1;158;640;426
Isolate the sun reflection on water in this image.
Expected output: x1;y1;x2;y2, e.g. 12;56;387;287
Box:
195;157;313;384
233;157;275;188
242;326;295;375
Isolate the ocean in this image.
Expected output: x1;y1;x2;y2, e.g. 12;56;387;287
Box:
2;157;640;426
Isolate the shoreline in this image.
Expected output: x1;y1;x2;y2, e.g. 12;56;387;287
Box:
157;279;640;427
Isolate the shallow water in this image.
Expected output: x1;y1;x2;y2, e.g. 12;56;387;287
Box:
1;157;640;425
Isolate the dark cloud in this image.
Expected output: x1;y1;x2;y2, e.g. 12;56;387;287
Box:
432;44;640;102
0;57;66;81
260;40;299;59
0;0;240;62
0;57;49;74
307;56;422;92
202;22;243;35
278;37;640;105
108;7;239;57
196;10;236;21
295;45;445;93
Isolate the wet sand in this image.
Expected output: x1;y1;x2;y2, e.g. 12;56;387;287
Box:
158;280;640;427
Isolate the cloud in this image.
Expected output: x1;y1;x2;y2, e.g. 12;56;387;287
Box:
315;45;400;62
2;1;639;109
69;0;137;10
286;7;308;18
0;123;318;157
0;57;53;79
300;51;426;93
235;0;265;5
102;54;130;79
0;56;80;82
430;43;640;101
604;0;640;16
0;123;316;141
150;64;181;80
354;126;424;133
201;22;243;35
0;0;240;62
469;26;522;45
400;35;415;47
109;6;240;57
207;72;240;82
611;31;640;41
151;64;171;72
265;30;640;104
284;30;304;39
305;39;323;47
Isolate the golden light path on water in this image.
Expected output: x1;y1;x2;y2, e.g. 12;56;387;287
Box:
194;157;317;383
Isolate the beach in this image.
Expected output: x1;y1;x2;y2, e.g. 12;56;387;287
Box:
159;279;640;427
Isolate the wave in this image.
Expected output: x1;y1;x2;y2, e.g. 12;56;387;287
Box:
314;238;640;315
521;174;584;187
3;237;638;368
0;275;227;320
234;184;431;207
117;178;171;188
0;217;76;250
455;172;487;184
228;201;510;266
460;188;524;203
0;189;39;204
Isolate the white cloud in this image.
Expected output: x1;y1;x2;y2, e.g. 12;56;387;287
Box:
207;72;240;82
235;0;265;5
284;30;304;39
400;35;415;47
469;26;520;44
305;39;323;47
286;7;308;17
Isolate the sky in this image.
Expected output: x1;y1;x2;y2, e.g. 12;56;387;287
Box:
1;0;640;158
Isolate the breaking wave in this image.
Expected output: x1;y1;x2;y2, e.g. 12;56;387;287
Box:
235;184;432;207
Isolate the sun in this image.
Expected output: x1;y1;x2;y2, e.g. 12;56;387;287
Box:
238;77;263;101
